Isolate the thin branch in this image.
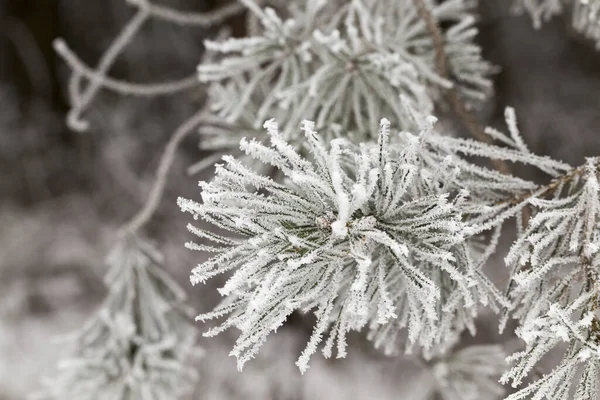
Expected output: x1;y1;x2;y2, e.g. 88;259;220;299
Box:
60;8;150;132
54;39;200;96
57;0;253;132
481;158;599;237
120;109;206;236
507;158;596;206
411;0;536;233
411;0;511;176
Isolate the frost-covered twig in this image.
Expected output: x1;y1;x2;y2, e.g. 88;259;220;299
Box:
195;0;495;159
54;39;200;97
59;7;150;132
56;0;241;132
178;114;562;371
500;158;600;399
121;109;205;235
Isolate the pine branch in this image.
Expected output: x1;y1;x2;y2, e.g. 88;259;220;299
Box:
178;113;564;371
195;0;496;162
500;158;600;399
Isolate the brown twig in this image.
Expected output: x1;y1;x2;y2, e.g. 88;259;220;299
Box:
411;0;511;176
411;0;536;235
506;160;591;206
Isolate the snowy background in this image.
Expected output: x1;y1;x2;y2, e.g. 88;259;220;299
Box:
0;1;599;399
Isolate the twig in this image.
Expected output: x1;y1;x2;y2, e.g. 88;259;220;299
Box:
61;8;150;132
411;0;535;233
54;39;200;96
57;0;245;234
411;0;511;176
507;159;594;206
120;109;206;236
58;0;248;132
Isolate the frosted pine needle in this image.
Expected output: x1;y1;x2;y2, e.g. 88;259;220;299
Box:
501;158;600;399
196;0;495;159
179;117;511;371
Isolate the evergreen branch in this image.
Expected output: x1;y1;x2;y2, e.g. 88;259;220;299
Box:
38;237;202;400
179;117;519;371
507;157;598;207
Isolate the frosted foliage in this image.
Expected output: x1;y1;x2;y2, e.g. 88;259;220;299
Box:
197;0;494;156
25;0;600;396
179;110;572;372
39;237;200;400
501;159;600;399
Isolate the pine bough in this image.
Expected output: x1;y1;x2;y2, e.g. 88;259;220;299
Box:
179;2;600;397
181;102;600;397
45;0;600;399
197;0;494;157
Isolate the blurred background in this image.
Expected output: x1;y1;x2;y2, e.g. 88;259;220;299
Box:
0;1;599;399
